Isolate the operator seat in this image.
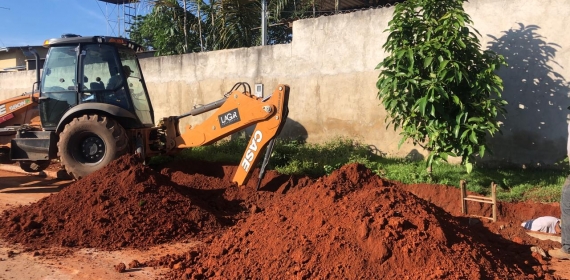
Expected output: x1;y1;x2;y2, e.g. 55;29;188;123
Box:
82;77;105;103
90;77;105;91
106;65;132;90
104;66;132;109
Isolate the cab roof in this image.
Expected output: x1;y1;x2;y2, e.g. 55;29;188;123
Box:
43;35;144;53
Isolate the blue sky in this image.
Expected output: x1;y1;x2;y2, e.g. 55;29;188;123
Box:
0;0;149;47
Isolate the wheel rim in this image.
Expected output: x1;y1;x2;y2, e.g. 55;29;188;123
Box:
76;134;106;164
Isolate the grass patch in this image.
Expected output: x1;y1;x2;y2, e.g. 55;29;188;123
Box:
150;136;568;203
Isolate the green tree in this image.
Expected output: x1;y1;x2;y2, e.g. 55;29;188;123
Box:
375;0;507;173
207;0;261;49
266;0;313;44
130;0;201;55
131;0;304;53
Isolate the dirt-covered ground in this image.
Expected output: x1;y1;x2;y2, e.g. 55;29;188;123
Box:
0;155;568;279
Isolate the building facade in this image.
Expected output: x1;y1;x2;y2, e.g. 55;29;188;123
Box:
0;46;47;72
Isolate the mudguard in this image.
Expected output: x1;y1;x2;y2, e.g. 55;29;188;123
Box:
56;103;140;132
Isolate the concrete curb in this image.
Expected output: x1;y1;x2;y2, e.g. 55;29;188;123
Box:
0;164;69;179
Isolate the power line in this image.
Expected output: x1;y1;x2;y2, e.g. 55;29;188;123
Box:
0;5;5;47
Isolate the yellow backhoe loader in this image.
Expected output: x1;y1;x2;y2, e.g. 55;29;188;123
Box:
0;35;289;187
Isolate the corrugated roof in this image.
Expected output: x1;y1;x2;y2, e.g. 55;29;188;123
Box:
317;0;402;11
1;46;42;51
97;0;138;4
1;66;26;71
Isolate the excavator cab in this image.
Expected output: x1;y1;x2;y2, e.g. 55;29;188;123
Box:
39;35;154;130
6;35;157;174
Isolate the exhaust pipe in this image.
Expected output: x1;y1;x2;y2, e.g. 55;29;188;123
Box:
28;47;41;92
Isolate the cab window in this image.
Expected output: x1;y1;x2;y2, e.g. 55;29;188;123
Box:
41;46;76;93
80;44;130;110
119;49;153;125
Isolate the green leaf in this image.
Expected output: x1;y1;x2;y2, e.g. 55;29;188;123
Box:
457;39;466;48
465;162;473;173
407;49;414;69
423;56;434;68
397;137;406;149
460;130;469;140
427;153;435;170
397;50;406;59
417;96;428;116
438;60;450;72
456;14;465;24
469;131;478;144
439;70;449;81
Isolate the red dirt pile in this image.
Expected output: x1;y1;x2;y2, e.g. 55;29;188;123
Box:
0;155;227;250
0;155;560;279
149;163;552;279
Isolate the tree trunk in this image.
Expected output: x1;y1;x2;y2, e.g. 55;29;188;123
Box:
198;0;204;51
183;0;188;53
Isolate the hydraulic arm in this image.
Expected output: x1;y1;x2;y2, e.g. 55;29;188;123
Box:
159;83;290;187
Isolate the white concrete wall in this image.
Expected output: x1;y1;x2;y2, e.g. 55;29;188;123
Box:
1;0;569;166
465;0;570;166
0;69;39;97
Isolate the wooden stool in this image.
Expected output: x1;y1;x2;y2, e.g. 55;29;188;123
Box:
460;180;497;222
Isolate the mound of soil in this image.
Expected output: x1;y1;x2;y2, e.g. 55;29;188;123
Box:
148;164;553;279
0;155;562;279
0;155;230;250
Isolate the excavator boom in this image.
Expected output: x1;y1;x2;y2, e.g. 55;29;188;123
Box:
160;84;289;186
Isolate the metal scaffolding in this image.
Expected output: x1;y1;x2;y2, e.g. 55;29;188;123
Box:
97;0;145;38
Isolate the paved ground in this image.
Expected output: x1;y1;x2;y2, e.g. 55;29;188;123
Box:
0;169;69;208
0;169;192;280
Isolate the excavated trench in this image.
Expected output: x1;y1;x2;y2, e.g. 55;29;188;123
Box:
0;155;562;279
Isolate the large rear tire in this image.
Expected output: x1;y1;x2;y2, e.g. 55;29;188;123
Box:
57;114;128;180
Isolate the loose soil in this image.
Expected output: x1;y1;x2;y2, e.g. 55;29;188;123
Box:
0;155;565;279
